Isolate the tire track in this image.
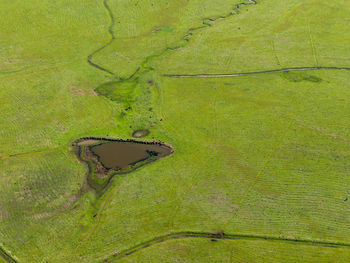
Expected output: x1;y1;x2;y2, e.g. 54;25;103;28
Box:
163;66;350;78
102;231;350;262
87;0;116;76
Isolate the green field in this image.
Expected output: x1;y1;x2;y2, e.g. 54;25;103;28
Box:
1;0;350;262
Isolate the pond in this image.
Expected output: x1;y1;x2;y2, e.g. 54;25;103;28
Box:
90;141;172;170
74;137;174;193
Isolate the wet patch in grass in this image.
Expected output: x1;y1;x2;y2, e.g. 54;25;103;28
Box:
73;137;173;194
281;71;322;83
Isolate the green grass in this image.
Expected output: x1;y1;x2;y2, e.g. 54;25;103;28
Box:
117;238;350;263
154;0;350;74
1;0;350;262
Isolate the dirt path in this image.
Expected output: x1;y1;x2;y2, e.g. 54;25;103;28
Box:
163;66;350;78
102;231;350;262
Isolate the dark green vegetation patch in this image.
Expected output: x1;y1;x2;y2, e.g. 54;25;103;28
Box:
281;71;322;83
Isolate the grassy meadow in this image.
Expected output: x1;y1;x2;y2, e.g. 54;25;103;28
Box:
117;238;350;263
1;0;350;262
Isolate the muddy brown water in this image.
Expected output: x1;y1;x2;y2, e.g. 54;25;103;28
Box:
90;141;172;170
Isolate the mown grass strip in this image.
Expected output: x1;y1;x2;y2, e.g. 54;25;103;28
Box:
102;231;350;262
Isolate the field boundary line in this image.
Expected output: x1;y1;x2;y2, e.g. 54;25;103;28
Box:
101;231;350;262
0;246;17;263
163;66;350;78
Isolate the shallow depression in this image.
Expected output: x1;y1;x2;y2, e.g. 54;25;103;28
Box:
132;129;150;138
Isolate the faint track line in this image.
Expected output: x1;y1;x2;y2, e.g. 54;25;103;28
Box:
227;119;295;222
229;245;234;263
294;119;350;146
0;67;32;76
0;146;65;160
167;87;219;228
223;77;319;228
271;37;281;66
308;20;318;66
